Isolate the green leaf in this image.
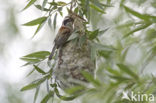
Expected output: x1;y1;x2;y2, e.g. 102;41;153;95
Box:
23;0;37;10
116;20;134;29
106;67;121;76
98;28;109;36
88;29;99;40
106;91;116;103
74;7;79;14
121;47;130;61
151;1;156;8
53;13;57;30
65;85;85;94
145;28;156;41
57;1;67;6
54;88;77;101
123;5;156;22
48;2;57;6
98;50;112;59
20;58;41;63
85;0;90;21
41;91;53;103
42;0;48;11
21;77;47;91
46;79;49;92
34;5;50;11
32;19;47;37
48;17;52;28
101;3;113;7
107;0;111;4
109;75;131;81
50;83;57;88
23;17;47;26
58;11;63;16
90;42;115;60
81;71;101;86
92;42;115;51
124;23;151;37
23;51;50;59
26;68;35;77
90;0;103;10
22;62;36;67
79;35;87;47
90;46;96;60
33;86;40;103
33;65;46;75
58;7;62;12
117;64;138;79
123;5;149;21
90;4;105;14
57;7;63;17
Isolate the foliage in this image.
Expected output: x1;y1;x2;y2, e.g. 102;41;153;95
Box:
21;0;156;103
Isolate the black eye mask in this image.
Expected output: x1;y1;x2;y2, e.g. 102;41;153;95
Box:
63;17;74;25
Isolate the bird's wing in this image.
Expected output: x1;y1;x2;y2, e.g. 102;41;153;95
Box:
54;26;71;47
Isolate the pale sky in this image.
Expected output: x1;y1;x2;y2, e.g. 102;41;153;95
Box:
0;0;70;83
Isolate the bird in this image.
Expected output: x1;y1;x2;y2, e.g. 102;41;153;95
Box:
48;16;74;60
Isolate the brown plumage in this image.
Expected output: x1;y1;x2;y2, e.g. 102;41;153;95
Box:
48;16;74;60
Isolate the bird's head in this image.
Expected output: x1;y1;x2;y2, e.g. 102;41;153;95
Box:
62;16;74;29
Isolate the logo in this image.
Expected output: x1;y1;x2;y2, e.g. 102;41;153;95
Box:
122;91;154;102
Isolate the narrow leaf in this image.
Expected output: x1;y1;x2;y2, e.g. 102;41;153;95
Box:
33;86;40;103
53;13;57;30
92;42;115;51
46;79;49;92
57;1;67;6
20;58;41;63
42;0;48;11
23;17;47;26
26;68;35;77
106;67;121;76
117;64;138;79
81;71;101;86
58;11;63;16
23;0;37;10
123;5;149;21
54;88;77;101
35;5;50;11
90;0;103;10
50;83;57;88
65;86;85;94
107;0;111;4
23;51;50;59
109;75;131;81
48;17;52;28
98;28;109;36
41;91;53;103
86;0;90;21
32;18;47;37
88;29;99;40
21;77;46;91
90;46;96;60
33;65;46;75
124;23;151;37
48;2;57;6
21;62;32;67
90;4;105;13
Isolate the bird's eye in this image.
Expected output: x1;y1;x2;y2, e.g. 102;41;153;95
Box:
63;17;74;25
63;19;70;25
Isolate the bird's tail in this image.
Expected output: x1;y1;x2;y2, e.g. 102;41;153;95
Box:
48;45;56;60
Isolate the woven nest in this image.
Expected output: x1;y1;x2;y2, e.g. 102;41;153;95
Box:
53;14;95;89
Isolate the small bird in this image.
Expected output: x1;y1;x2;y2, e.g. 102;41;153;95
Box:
48;16;74;60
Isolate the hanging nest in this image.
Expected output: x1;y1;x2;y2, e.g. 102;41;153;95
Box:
53;14;95;90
